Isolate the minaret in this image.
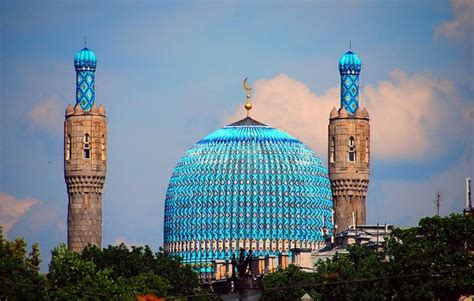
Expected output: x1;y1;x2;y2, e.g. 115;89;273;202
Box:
64;47;107;252
328;50;370;232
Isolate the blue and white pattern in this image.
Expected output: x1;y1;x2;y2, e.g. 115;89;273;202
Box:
74;48;97;111
163;118;333;270
339;51;361;115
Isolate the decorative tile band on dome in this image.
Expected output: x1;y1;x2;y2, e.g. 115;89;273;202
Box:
163;117;333;270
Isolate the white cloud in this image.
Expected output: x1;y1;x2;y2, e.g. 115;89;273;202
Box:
28;97;64;135
226;73;337;160
435;0;474;40
226;72;471;162
0;192;38;237
113;236;143;248
364;69;467;161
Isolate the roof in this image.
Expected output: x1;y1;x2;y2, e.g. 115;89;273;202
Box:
228;116;267;127
338;50;361;74
74;47;97;70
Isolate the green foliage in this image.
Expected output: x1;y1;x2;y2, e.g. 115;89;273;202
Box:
153;250;201;296
47;244;134;300
2;214;472;300
82;244;156;279
128;272;171;297
82;243;201;296
261;214;473;301
0;227;46;300
261;265;321;301
316;246;388;300
384;213;474;300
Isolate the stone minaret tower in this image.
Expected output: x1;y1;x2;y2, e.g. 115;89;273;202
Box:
64;47;107;252
328;50;370;233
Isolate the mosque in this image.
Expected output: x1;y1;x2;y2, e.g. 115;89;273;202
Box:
64;47;371;279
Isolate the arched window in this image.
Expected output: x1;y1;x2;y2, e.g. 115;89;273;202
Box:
66;135;71;160
330;137;336;163
83;133;91;159
365;137;369;163
101;136;106;161
348;136;356;162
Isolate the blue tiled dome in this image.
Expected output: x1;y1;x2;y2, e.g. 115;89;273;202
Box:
338;51;361;75
163;117;333;269
74;47;97;71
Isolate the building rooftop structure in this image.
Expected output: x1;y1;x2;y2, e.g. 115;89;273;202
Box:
311;224;393;269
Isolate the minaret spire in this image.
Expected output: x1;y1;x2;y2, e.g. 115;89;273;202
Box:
74;46;97;111
243;77;253;117
338;49;361;115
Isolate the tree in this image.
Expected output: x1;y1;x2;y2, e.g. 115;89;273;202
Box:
384;214;474;300
0;227;45;300
261;264;321;301
261;214;473;301
47;244;134;300
316;245;388;300
153;250;201;296
82;244;200;297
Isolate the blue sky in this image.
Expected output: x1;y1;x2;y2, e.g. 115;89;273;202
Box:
1;0;472;271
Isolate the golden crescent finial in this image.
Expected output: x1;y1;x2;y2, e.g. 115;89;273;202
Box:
243;78;252;117
243;77;252;92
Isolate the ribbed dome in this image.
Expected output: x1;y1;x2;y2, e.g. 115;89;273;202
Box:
339;51;361;75
164;117;333;268
74;47;97;70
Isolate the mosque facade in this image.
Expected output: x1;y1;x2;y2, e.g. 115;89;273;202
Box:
64;47;107;252
163;50;370;274
61;47;370;270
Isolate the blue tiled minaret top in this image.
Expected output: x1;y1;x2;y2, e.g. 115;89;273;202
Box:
74;47;97;111
338;51;361;115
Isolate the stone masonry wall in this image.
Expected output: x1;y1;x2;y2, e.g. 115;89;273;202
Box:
328;114;370;232
64;106;107;252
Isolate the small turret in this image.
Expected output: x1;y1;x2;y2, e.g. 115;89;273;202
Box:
361;107;369;119
98;104;106;116
330;107;338;119
354;107;364;118
338;106;349;118
65;104;74;116
90;103;99;114
73;103;84;115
